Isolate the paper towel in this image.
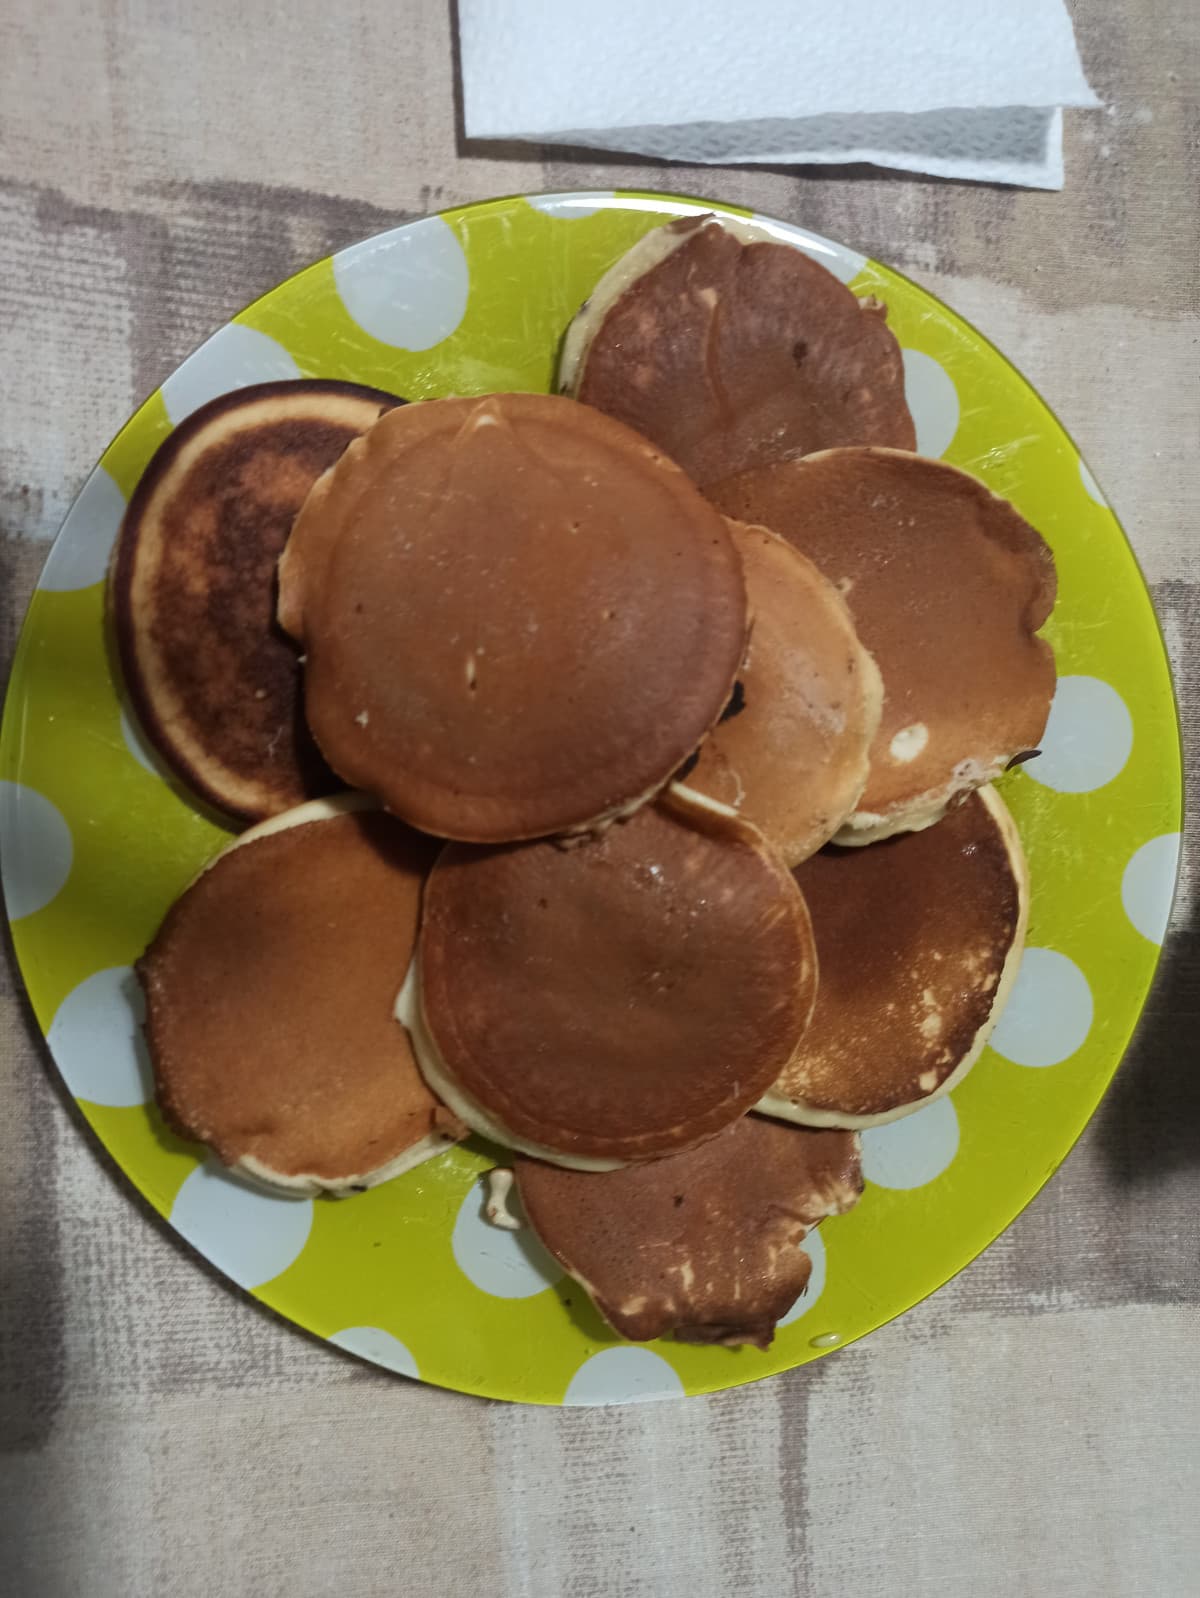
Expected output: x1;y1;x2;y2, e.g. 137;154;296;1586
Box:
458;0;1099;189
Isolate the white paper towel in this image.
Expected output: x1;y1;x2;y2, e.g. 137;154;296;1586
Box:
459;0;1099;189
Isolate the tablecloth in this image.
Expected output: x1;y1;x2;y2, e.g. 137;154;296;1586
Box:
1;3;1196;1594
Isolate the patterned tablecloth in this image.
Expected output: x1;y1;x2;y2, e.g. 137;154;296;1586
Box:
1;3;1196;1594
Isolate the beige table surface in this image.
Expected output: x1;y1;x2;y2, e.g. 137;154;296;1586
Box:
1;3;1197;1595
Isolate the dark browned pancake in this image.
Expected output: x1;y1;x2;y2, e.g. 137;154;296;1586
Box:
562;215;915;486
513;1118;862;1346
111;380;400;820
758;786;1028;1129
139;797;464;1194
407;787;818;1167
687;520;883;866
282;393;748;843
707;448;1057;843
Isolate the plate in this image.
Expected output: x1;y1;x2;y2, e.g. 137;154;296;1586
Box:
0;190;1182;1406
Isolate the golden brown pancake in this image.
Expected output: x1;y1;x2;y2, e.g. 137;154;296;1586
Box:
282;393;748;843
758;786;1028;1129
111;380;400;821
511;1118;862;1347
139;796;465;1195
707;448;1057;843
406;786;818;1168
686;519;883;866
562;215;915;486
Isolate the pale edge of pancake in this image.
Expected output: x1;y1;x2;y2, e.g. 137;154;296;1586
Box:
756;783;1030;1131
665;778;765;843
233;1132;461;1201
557;214;784;396
183;790;466;1197
834;753;1010;848
555;769;676;845
483;1167;524;1230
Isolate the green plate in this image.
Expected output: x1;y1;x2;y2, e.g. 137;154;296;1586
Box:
0;190;1182;1406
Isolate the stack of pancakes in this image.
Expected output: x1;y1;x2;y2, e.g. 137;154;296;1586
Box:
122;214;1055;1351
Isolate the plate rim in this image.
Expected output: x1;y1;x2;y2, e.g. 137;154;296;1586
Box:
0;185;1185;1405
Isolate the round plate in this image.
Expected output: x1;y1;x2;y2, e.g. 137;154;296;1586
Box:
1;190;1182;1406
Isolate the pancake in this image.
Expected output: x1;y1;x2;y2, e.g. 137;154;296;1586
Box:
707;448;1057;843
562;215;915;486
111;379;400;821
758;785;1028;1130
685;519;883;866
510;1118;863;1347
281;393;748;843
404;785;818;1168
138;795;465;1195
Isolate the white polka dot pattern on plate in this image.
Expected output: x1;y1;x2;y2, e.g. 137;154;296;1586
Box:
902;349;960;457
333;217;469;351
989;947;1094;1068
1078;456;1107;505
169;1162;313;1289
748;214;865;284
1025;675;1134;793
48;966;151;1107
0;781;73;920
328;1326;420;1379
564;1346;685;1406
452;1177;562;1299
1121;832;1181;946
777;1226;827;1328
861;1097;960;1190
160;323;301;425
36;467;126;593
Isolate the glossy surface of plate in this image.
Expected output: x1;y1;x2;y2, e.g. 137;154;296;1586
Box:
0;191;1182;1405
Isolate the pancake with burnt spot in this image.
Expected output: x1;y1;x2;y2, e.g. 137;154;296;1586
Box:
111;379;400;820
686;519;883;866
139;796;464;1195
707;447;1057;843
281;393;748;843
511;1117;862;1347
758;785;1028;1129
560;214;914;485
402;785;817;1168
